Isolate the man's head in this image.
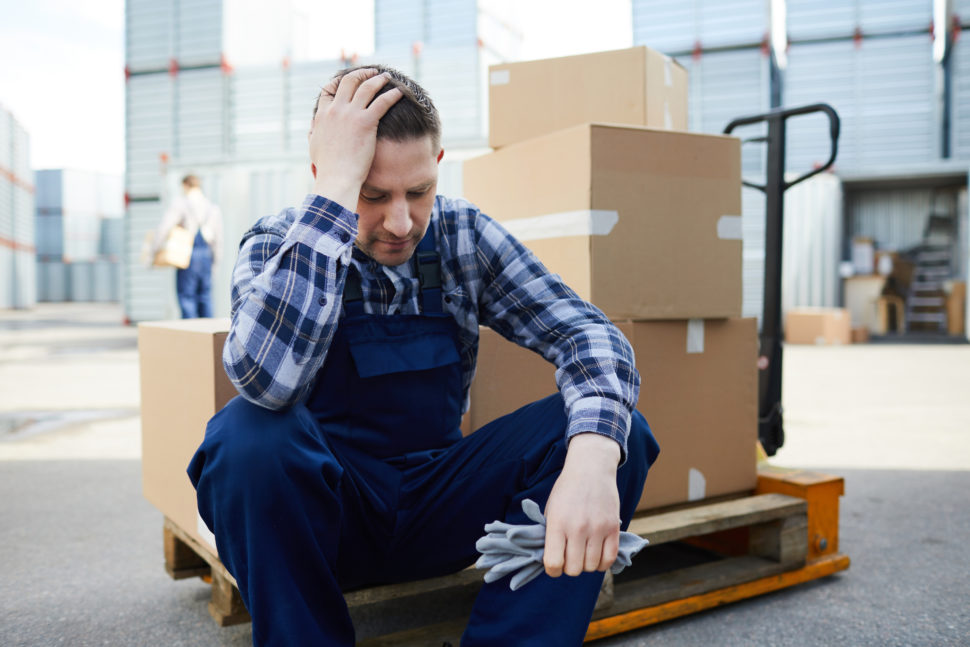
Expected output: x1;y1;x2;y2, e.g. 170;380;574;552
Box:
182;174;201;192
315;64;442;154
315;65;444;266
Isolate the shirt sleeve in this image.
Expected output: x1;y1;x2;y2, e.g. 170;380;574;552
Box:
472;211;640;462
222;194;358;410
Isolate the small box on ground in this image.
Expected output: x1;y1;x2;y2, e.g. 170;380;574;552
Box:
139;319;234;559
463;123;743;320
785;308;851;345
470;319;758;511
487;45;688;149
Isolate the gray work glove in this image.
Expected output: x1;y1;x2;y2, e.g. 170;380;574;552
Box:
474;498;649;591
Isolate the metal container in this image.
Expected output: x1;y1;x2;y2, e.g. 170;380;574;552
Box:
176;0;223;67
785;35;937;174
176;67;229;164
126;72;175;198
951;34;970;160
632;0;769;55
35;170;122;262
123;199;179;322
126;0;175;72
36;260;70;302
375;0;426;50
232;65;286;160
69;261;95;302
92;259;122;302
100;217;125;259
787;0;932;41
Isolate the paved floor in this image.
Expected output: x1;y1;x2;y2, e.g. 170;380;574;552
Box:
1;303;968;646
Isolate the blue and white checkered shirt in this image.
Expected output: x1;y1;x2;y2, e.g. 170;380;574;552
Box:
223;194;640;456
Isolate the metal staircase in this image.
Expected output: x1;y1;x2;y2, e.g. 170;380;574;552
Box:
905;214;956;333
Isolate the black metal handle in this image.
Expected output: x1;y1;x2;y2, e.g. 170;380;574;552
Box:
724;103;840;193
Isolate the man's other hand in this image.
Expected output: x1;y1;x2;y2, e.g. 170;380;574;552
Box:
543;433;622;578
309;68;403;211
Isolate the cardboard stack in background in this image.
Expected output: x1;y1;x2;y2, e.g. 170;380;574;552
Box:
463;46;758;511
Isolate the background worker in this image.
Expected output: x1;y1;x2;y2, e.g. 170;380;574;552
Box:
152;174;223;318
187;65;659;646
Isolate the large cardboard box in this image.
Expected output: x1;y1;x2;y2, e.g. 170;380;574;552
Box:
488;46;688;149
470;320;758;511
139;319;235;558
785;307;851;345
463;123;743;320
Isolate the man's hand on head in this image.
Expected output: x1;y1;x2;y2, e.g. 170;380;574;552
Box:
542;433;622;578
309;68;404;212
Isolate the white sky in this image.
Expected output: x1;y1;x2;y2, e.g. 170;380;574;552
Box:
0;0;630;176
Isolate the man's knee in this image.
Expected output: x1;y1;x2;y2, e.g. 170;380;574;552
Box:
193;396;319;490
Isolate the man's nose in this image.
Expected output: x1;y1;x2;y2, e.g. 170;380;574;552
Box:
383;199;412;238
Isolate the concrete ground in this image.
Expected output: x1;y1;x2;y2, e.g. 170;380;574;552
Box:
1;303;968;646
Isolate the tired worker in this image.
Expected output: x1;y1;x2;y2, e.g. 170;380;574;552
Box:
187;65;659;646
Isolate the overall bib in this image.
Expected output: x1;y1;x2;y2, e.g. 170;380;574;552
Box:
188;229;659;646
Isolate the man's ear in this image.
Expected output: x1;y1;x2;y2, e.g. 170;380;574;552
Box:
437;148;445;164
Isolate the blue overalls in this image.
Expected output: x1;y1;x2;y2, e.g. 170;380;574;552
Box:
188;229;660;646
176;229;213;319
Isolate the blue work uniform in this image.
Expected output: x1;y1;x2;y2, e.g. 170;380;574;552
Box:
187;228;659;646
176;229;213;319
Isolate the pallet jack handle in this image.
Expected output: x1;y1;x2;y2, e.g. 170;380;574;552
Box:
723;103;841;456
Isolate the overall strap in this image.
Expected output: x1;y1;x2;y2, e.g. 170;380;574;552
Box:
413;226;442;314
341;226;442;315
342;266;365;317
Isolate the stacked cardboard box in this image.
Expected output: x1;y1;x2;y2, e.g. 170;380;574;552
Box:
463;46;758;511
139;319;235;559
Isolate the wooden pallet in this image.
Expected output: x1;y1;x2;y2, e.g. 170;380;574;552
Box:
164;467;848;643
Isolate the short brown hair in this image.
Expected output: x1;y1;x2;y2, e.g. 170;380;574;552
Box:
314;64;441;150
181;174;201;189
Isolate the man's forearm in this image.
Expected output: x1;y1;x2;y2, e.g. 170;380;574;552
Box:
223;196;357;409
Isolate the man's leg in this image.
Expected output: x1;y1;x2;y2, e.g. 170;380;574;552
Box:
196;252;213;318
187;397;359;646
175;268;197;319
391;394;658;646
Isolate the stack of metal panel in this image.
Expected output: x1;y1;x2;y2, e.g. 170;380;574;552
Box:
0;105;36;310
633;0;772;322
35;169;124;302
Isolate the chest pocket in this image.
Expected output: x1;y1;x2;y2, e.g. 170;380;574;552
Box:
343;315;461;379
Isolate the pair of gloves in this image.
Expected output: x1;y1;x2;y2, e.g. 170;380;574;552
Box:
474;499;648;591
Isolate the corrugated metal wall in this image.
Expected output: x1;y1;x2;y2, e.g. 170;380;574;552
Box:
785;35;938;173
1;106;36;310
375;0;478;50
632;0;769;54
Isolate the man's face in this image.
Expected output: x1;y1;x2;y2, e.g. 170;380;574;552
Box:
355;135;440;266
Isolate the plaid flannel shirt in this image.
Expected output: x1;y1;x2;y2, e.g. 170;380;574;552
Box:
223;193;640;457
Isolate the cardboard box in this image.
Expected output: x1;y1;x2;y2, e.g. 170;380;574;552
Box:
785;307;851;345
470;320;758;511
488;46;688;149
946;280;966;336
139;319;235;559
463;124;743;320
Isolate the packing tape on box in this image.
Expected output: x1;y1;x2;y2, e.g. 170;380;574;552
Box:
688;468;707;501
717;215;743;240
664;101;673;130
490;69;511;86
686;319;705;354
664;56;674;87
501;209;620;242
